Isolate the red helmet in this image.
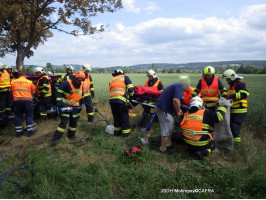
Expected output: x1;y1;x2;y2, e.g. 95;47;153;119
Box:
75;71;85;81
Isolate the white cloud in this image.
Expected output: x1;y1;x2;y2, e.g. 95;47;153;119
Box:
144;2;160;14
122;0;141;13
2;3;266;67
240;4;266;30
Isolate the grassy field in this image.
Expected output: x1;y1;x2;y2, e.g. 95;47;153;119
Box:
0;73;265;198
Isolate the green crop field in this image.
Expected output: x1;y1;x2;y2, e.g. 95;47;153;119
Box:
0;73;265;199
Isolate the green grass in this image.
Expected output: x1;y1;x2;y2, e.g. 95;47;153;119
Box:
0;73;265;199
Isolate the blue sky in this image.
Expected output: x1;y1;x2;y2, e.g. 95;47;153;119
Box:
2;0;266;68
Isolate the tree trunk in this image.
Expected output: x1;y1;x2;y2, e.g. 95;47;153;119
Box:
16;50;25;71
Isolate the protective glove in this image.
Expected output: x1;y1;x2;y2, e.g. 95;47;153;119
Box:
91;91;95;98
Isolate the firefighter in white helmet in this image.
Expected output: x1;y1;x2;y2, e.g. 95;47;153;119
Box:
192;66;227;110
61;65;74;82
35;67;52;120
143;69;164;114
82;64;95;122
180;96;228;159
222;69;249;143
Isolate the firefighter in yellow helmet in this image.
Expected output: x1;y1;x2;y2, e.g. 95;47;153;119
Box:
109;69;135;136
52;71;85;146
82;64;95;122
222;69;249;143
0;62;11;119
192;66;227;110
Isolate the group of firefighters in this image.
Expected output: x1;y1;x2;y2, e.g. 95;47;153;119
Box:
0;61;249;159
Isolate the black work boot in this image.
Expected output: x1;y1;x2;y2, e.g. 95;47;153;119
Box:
194;151;204;160
28;129;38;137
51;131;63;147
88;116;94;122
114;130;122;136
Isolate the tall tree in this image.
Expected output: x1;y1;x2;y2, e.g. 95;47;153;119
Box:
0;0;122;69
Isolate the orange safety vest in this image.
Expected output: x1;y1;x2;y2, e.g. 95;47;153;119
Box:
200;76;219;102
109;75;126;102
83;74;91;97
145;79;161;91
182;87;195;106
11;77;35;101
0;70;11;91
36;75;52;96
62;80;83;107
180;108;213;147
227;81;248;110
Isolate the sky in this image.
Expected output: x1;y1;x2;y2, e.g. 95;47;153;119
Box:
1;0;266;68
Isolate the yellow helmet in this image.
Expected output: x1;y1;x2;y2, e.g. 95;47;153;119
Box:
203;66;215;76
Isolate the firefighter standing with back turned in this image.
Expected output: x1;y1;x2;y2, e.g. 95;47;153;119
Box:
222;69;249;143
180;96;228;160
0;62;11;119
52;71;85;146
82;64;95;122
109;70;135;136
35;67;52;120
10;70;37;137
192;66;227;110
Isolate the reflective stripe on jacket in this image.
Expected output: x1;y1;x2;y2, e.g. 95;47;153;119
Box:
62;79;83;106
180;108;213;146
11;77;35;101
0;70;11;91
200;76;219;102
145;79;161;91
109;75;126;102
37;75;52;97
227;81;248;113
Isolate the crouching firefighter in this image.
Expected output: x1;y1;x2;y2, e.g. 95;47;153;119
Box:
82;64;95;122
109;69;135;136
222;69;249;143
180;96;227;160
52;71;85;146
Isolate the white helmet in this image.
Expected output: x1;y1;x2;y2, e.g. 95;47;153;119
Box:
105;125;114;134
47;71;53;75
82;64;92;72
5;65;12;70
112;69;124;76
147;69;157;78
190;96;203;109
0;62;4;69
222;69;242;81
34;67;45;74
66;65;73;71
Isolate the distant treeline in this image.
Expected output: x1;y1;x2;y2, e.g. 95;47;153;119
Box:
23;63;266;74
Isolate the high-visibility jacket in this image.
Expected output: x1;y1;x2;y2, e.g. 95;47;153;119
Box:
83;74;91;97
182;87;195;106
227;81;248;114
145;79;161;91
11;77;35;101
37;75;52;97
0;69;11;92
62;79;83;106
109;75;127;102
180;108;213;146
200;76;219;102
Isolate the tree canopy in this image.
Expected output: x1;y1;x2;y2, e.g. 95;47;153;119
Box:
0;0;122;69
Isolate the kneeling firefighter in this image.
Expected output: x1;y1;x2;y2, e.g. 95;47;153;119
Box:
109;69;135;136
180;96;228;159
52;71;85;146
